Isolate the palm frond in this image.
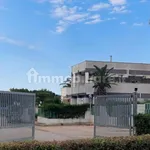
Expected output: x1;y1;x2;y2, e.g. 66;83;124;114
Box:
60;77;71;87
93;65;102;73
102;65;108;73
107;67;114;73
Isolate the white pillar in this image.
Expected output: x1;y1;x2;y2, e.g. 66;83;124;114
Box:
85;72;90;84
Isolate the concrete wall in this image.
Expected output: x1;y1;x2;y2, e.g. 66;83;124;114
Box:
38;117;88;125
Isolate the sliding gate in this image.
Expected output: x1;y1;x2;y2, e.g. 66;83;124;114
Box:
0;91;35;142
94;94;137;137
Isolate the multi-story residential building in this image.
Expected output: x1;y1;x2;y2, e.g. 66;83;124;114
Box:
61;87;71;103
61;59;150;104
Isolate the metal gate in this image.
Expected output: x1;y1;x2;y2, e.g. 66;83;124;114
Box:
94;94;137;138
0;91;35;142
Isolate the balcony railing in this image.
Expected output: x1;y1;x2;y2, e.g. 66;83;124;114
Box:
113;76;150;84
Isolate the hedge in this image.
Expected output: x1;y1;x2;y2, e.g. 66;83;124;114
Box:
134;114;150;135
38;104;90;119
1;135;150;150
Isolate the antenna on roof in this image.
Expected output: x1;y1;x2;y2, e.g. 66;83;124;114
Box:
110;55;112;62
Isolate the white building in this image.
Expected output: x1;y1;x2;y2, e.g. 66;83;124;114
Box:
61;87;71;103
61;60;150;104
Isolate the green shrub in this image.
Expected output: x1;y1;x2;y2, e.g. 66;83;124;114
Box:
1;135;150;150
38;104;90;119
134;114;150;135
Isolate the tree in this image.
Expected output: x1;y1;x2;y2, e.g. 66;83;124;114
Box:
89;65;115;95
60;77;71;88
10;88;61;106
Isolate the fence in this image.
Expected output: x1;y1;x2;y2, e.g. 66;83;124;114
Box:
0;91;35;142
94;94;137;138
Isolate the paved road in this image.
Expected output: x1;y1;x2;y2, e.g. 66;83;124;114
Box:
35;126;130;141
35;126;94;141
0;126;130;142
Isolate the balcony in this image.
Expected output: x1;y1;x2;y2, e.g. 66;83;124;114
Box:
71;83;150;95
71;83;93;95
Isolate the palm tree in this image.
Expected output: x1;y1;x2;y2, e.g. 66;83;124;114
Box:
89;65;115;95
60;77;71;88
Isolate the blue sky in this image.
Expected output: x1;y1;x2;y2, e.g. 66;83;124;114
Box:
0;0;150;94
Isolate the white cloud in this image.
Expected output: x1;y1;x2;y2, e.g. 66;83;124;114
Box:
90;14;100;19
140;0;147;2
55;20;68;33
85;16;116;24
58;20;66;25
52;6;77;18
0;36;23;46
107;17;116;20
109;0;130;14
64;13;88;22
49;0;64;4
109;0;126;5
133;23;144;26
51;5;89;33
0;36;36;50
85;14;102;24
54;13;88;33
36;0;64;4
85;18;101;24
56;26;66;33
88;3;110;11
37;0;125;33
111;6;130;13
120;21;127;25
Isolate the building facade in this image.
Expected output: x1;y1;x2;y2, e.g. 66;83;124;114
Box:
61;87;71;103
62;60;150;104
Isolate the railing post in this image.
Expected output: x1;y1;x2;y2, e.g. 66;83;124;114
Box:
129;95;132;136
133;89;138;136
93;96;96;138
32;94;36;140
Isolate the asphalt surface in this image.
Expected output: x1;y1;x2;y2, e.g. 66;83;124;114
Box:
0;126;130;142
